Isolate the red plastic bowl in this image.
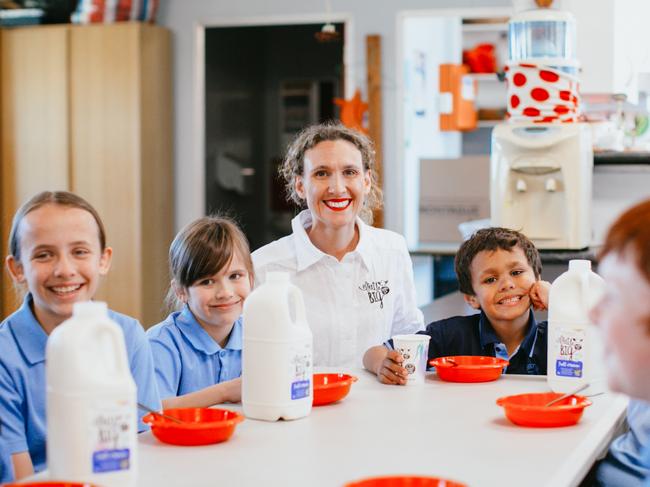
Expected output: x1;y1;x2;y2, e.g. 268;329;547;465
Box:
429;355;508;383
313;373;358;406
345;476;467;487
1;484;99;487
496;392;592;427
143;407;244;446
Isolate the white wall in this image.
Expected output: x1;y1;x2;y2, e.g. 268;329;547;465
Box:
561;0;650;99
400;15;463;246
560;0;615;94
611;0;650;101
158;0;511;234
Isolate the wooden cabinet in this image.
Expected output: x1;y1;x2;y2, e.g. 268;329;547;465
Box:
1;23;173;327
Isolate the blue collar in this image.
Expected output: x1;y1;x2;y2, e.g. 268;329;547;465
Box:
176;305;242;355
10;294;49;365
478;309;538;355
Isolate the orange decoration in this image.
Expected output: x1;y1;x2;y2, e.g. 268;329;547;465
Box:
334;89;369;134
462;43;497;73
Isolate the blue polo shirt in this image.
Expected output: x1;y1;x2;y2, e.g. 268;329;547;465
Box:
643;443;650;487
0;294;160;483
595;400;650;486
146;306;243;400
402;310;547;375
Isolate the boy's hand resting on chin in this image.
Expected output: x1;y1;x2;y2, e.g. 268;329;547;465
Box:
528;280;551;311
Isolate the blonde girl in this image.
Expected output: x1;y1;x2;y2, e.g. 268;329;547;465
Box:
0;191;159;482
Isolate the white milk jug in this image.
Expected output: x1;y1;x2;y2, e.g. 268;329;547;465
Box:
547;260;606;395
46;301;137;487
242;272;313;421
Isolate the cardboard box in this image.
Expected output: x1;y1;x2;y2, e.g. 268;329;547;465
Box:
419;156;490;244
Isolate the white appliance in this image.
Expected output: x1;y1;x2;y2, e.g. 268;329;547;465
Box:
490;122;593;249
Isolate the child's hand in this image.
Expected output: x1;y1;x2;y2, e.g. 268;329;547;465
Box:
376;350;408;385
221;377;242;403
529;280;551;311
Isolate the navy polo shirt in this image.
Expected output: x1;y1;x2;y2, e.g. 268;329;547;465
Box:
416;310;547;375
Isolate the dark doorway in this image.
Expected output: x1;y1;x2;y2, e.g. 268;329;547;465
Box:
204;23;345;251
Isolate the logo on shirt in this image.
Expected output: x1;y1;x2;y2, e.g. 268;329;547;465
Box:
359;280;390;309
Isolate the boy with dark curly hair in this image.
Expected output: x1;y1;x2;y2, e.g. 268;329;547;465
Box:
364;227;551;384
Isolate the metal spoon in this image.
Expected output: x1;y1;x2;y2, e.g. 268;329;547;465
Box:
137;402;184;424
545;383;590;407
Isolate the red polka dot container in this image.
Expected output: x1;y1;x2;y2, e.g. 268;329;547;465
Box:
505;62;580;123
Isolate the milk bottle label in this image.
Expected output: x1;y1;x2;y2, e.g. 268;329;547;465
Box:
290;342;312;400
553;327;585;378
89;400;134;473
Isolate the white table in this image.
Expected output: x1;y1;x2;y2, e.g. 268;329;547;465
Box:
130;370;626;487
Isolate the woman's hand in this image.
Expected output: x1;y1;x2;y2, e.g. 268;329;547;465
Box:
375;350;408;385
363;346;408;385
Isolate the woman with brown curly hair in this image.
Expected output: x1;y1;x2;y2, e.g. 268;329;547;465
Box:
252;122;423;367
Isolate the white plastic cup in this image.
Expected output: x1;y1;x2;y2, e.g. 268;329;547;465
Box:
392;334;431;385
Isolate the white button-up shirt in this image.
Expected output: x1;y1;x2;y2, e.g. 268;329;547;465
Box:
252;210;424;367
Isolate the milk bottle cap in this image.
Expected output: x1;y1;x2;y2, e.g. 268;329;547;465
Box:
73;300;108;316
568;259;591;272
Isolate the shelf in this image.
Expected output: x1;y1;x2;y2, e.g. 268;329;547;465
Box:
410;242;460;255
465;73;503;82
461;22;508;33
477;120;501;128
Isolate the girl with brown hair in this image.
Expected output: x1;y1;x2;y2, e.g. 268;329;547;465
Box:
147;215;253;408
